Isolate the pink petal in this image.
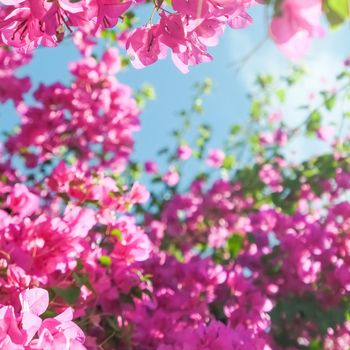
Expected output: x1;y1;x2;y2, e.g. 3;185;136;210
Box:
20;288;49;316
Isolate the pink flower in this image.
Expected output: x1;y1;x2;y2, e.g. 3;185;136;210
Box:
0;288;86;349
194;18;225;47
20;288;49;316
0;7;57;50
268;111;282;123
206;149;225;168
111;216;152;263
101;47;121;74
172;0;209;17
176;144;192;160
270;0;324;60
6;183;40;218
274;128;288;146
316;125;335;142
91;0;131;34
128;182;150;204
127;25;167;69
163;168;180;187
158;13;187;51
32;308;86;349
259;164;283;192
144;161;158;174
259;132;274;146
297;252;321;284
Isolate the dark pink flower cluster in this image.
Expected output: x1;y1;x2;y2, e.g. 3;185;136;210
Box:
0;45;31;103
141;160;350;349
5;46;139;171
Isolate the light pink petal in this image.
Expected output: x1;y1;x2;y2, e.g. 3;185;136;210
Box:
21;312;42;344
20;288;49;316
54;307;73;322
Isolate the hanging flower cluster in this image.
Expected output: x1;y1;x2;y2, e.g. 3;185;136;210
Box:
1;0;348;71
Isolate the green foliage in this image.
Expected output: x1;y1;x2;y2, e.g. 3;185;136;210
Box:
117;11;137;31
101;30;117;42
135;84;156;108
111;228;123;240
51;285;81;305
99;255;112;267
324;0;350;28
226;234;244;259
271;295;349;348
306;111;322;135
321;91;337;111
222;155;236;170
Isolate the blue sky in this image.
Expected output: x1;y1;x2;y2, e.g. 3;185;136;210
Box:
0;4;349;171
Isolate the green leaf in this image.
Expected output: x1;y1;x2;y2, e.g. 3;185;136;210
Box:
325;94;337;110
130;286;143;299
256;74;273;88
230;125;241;135
52;286;80;305
306;111;321;135
168;244;185;262
193;98;203;113
41;309;58;319
250;100;261;120
324;0;350;28
309;339;322;350
321;91;337;110
227;234;244;258
111;228;122;240
223;155;236;170
276;89;286;103
99;255;112;267
141;84;156;100
73;271;95;292
202;78;213;94
101;30;117;41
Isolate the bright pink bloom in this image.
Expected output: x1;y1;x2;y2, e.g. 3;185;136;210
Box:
177;144;192;160
259;164;283;192
274;128;288;146
270;0;324;60
144;161;158;174
163;168;180;186
172;0;209;17
128;182;150;204
206;149;225;168
259;132;274;146
32;308;86;349
316;125;335;141
0;7;57;50
0;288;86;349
127;25;167;69
6;183;40;218
91;0;131;34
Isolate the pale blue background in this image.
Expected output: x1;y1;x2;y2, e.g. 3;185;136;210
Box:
0;5;349;171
